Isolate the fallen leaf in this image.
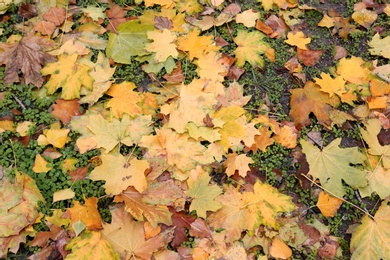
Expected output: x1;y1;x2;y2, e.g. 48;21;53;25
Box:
368;33;390;59
90;154;149;195
285;31;311;50
234;30;269;67
41;52;94;100
185;166;222;218
269;237;292;260
352;8;377;29
102;206;174;259
297;48;323;66
106;81;143;118
51;99;82;124
65;231;119;260
301;138;366;197
224;153;253;177
236;9;259;27
0;33;55;87
145;29;178;62
53;188;75;203
67;197;103;231
32;154;52;173
314;72;346;97
350;199;390;259
316;191;343;217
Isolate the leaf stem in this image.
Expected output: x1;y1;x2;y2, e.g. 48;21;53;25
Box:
300;173;375;220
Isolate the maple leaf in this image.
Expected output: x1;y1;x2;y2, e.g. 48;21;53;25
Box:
145;28;178;62
142;179;184;206
174;0;203;15
162;79;218;133
0;171;44;257
106;81;143;118
102;206;174;259
289;81;340;129
32;154;52;173
352;8;377;29
90;154;149;195
51;99;82;124
185;166;222;218
105;3;129;32
80;52;116;105
360;118;390;169
72;113;149;154
37;127;70;149
314;72;346;97
177;28;219;60
350;199;390;259
65;231;119;260
67;197;103;231
359;166;390;199
41;52;94;100
195;52;229;82
217;81;251;107
368;33;390;59
208;181;294;242
284;31;311;50
336;56;371;84
234;30;269;67
258;0;297;11
301;138;366;197
316;191;343;217
224;153;254;177
114;187;173;227
0;33;55;87
106;20;154;64
139;126;214;179
236;9;259;27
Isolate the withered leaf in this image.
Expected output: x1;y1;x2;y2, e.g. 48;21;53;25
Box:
0;33;56;87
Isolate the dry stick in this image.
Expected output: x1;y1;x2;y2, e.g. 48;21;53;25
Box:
300;173;375;220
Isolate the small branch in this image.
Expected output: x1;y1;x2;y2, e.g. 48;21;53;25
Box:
12;95;26;110
300;174;375;220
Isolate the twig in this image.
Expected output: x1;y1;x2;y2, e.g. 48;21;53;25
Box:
12;95;26;110
300;173;375;220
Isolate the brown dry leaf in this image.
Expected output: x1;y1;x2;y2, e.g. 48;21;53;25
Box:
297;48;323;66
34;20;56;36
265;15;289;38
255;19;273;35
334;46;347;60
316;191;343;217
0;33;55;87
18;3;37;19
105;3;129;32
43;7;66;26
162;61;184;83
51;99;82;124
67;197;103;231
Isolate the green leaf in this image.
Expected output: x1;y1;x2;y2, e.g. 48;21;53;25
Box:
106;20;154;64
233;30;269;67
185;166;222;218
301;138;367;197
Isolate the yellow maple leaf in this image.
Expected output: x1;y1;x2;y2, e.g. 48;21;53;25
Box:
162;79;218;133
208;181;295;242
144;0;175;8
368;33;390;59
90;154;149;195
65;231;120;260
352;8;377;29
284;31;311;50
316;191;343;217
314;72;346;97
106;81;143;118
236;9;259;27
195;52;229;82
224;153;253;177
145;29;178;63
318;14;335;28
336;56;371;84
38;127;70;148
185;166;222;218
174;0;203;15
177;28;219;60
67;197;103;231
32;154;52;173
139;126;214;180
234;30;269;67
41;52;94;100
80;52;116;105
258;0;297;11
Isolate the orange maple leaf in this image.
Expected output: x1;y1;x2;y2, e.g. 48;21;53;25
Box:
106;82;143;118
67;197;103;231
